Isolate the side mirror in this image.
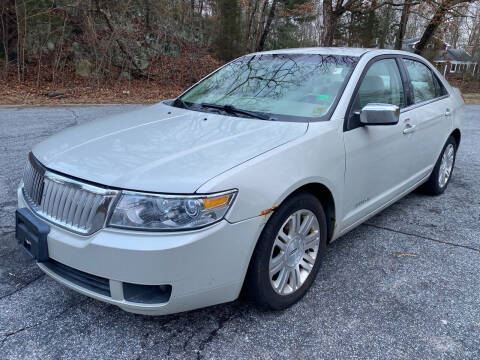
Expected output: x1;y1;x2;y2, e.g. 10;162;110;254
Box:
359;103;400;126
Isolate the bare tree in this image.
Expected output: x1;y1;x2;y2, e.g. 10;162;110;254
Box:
415;0;476;54
322;0;350;46
256;0;278;51
321;0;386;47
395;0;412;50
245;0;259;50
0;0;10;77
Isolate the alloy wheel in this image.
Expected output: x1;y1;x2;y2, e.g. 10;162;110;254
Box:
268;209;320;295
438;143;455;188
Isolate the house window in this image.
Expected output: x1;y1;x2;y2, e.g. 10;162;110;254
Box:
450;63;456;73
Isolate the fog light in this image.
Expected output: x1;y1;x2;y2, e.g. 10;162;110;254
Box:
123;283;172;304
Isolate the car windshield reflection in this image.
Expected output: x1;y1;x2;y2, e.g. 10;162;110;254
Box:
177;54;358;122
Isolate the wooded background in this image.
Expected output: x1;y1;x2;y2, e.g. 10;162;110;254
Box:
1;0;480;103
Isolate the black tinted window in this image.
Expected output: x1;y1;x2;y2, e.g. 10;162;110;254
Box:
433;75;448;98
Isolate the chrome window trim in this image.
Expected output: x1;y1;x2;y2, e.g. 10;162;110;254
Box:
400;94;450;114
399;56;451;113
344;54;453;132
343;55;407;132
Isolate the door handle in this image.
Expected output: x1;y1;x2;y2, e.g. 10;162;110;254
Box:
445;109;452;117
403;123;416;134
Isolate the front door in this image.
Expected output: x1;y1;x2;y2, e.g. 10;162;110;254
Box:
342;58;415;229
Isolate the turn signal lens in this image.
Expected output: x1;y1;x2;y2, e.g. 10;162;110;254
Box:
203;194;231;210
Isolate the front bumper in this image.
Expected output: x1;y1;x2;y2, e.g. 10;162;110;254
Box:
18;188;266;315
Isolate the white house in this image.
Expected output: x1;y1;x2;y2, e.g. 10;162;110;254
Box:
401;37;477;76
434;48;477;76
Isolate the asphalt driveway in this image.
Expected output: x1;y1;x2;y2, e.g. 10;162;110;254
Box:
1;105;479;360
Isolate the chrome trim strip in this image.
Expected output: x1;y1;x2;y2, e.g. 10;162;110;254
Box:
22;155;119;236
44;171;118;196
401;94;450;114
121;188;238;199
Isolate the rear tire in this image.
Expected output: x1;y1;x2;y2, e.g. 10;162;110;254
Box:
421;136;457;196
245;192;327;310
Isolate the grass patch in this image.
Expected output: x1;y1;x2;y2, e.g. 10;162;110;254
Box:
463;93;480;105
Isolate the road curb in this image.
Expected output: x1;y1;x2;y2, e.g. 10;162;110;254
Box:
0;103;147;109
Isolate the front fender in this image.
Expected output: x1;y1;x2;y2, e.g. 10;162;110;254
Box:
196;121;345;225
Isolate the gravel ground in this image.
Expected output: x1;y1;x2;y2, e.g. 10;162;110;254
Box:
0;105;479;360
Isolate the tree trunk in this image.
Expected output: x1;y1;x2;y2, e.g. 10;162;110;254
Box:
254;0;268;48
347;11;354;47
256;0;278;51
144;0;151;30
394;0;411;50
415;0;475;55
467;5;480;47
378;3;393;48
322;0;335;46
0;1;10;75
14;0;22;80
245;0;259;48
364;0;377;48
415;6;449;54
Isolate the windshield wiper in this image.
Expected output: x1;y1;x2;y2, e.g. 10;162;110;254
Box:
201;103;271;120
173;97;190;109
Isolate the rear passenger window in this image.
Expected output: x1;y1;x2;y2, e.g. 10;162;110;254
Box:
403;59;442;103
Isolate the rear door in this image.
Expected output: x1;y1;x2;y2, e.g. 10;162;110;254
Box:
342;57;415;229
401;58;453;181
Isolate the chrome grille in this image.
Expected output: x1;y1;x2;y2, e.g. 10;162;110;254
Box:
22;153;119;235
23;153;45;205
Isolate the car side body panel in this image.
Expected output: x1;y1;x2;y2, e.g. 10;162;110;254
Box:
342;109;418;229
198;49;465;242
405;97;452;181
197;120;346;229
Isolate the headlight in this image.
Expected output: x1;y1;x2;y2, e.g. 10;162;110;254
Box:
108;190;237;231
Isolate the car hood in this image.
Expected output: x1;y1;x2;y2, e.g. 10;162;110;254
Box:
33;103;308;193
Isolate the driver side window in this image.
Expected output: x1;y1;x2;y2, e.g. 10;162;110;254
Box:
352;59;405;114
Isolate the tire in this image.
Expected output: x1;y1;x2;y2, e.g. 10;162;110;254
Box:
421;136;457;196
245;192;327;310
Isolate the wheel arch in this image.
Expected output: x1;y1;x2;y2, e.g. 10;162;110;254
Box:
451;128;461;148
285;182;336;243
241;181;336;299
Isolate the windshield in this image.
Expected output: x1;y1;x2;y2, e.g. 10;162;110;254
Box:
178;54;358;121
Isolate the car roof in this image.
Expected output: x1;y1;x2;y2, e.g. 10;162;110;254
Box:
250;47;419;58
